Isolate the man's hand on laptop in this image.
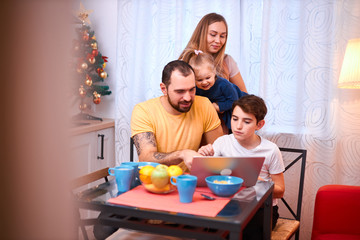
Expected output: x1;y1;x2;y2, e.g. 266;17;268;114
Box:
198;144;214;156
181;149;201;170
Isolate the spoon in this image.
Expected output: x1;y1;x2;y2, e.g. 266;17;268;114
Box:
201;193;229;200
201;193;216;200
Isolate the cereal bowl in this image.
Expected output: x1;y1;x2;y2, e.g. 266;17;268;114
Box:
205;175;243;197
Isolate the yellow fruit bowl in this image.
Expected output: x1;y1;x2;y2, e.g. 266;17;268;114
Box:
141;182;176;194
138;164;183;194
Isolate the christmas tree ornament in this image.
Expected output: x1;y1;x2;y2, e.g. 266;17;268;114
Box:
91;42;98;50
91;35;96;40
100;71;108;79
75;2;93;25
82;33;89;41
86;53;94;60
85;75;92;86
81;62;88;69
93;91;101;104
92;49;98;56
103;62;106;68
79;85;86;97
88;56;95;64
97;67;103;74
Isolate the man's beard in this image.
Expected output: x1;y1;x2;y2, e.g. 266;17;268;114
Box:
168;97;193;113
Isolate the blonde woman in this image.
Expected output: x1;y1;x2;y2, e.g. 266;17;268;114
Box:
179;13;247;92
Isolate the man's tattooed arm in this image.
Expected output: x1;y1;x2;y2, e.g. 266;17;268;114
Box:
133;132;156;157
132;132;182;165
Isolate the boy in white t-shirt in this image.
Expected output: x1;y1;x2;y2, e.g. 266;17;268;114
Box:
198;94;285;239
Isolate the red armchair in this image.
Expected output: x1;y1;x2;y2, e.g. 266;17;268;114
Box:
311;185;360;240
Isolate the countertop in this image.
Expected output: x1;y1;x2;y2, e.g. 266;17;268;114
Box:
70;118;115;135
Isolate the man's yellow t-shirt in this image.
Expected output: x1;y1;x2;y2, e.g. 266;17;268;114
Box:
131;96;221;153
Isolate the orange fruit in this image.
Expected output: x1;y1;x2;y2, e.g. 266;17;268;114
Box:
139;165;155;184
167;165;183;177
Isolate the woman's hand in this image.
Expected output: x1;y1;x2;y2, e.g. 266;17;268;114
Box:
198;144;214;156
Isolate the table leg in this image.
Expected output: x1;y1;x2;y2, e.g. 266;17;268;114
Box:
263;191;273;239
229;231;241;240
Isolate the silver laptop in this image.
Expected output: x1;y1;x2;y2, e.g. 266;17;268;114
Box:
190;156;265;187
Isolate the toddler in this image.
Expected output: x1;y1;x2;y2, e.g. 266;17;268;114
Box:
181;49;247;133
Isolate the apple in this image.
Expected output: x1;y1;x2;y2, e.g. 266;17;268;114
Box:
155;164;168;171
151;165;169;188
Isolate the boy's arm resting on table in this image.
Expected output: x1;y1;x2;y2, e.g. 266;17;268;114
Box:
133;132;200;169
270;172;285;198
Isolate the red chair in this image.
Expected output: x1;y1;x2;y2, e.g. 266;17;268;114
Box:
311;185;360;240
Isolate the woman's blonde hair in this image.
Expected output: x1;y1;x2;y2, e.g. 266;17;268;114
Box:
181;48;215;75
179;13;228;78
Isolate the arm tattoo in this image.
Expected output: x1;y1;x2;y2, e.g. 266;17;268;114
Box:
154;152;167;160
133;132;156;156
133;132;178;164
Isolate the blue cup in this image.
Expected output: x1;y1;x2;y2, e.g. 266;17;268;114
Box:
108;166;134;192
170;175;197;203
120;162;140;188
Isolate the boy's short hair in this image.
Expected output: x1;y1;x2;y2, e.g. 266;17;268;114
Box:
232;95;267;123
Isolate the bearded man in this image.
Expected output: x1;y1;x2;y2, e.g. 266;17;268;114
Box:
94;60;224;240
131;60;223;171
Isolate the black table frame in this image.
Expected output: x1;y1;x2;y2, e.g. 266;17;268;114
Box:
75;180;274;240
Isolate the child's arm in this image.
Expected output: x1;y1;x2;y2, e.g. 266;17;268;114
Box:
216;80;244;112
270;172;285;198
212;102;221;113
198;143;214;156
216;87;238;112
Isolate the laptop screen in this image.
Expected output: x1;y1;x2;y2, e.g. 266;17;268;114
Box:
190;156;265;187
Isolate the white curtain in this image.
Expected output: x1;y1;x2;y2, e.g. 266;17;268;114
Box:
115;0;360;239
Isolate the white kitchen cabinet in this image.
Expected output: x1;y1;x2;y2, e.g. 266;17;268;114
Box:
70;118;115;185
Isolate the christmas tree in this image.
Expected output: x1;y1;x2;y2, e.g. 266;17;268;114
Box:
72;3;111;121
